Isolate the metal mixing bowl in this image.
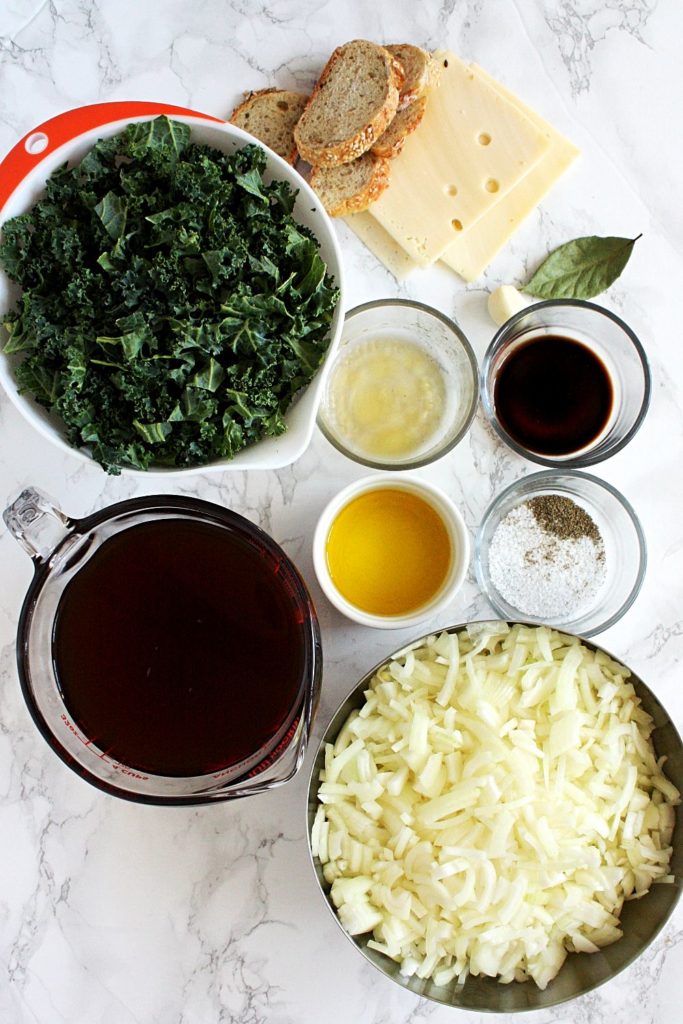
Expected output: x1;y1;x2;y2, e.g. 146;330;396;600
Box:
306;621;682;1012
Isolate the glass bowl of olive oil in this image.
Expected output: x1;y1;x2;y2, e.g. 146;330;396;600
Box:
317;299;478;469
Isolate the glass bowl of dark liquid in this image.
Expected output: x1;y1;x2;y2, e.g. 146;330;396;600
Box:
4;488;321;804
481;300;651;467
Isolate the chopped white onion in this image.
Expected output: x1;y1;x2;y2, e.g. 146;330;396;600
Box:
313;624;679;990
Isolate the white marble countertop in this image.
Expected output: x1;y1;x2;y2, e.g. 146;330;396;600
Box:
1;1;682;1022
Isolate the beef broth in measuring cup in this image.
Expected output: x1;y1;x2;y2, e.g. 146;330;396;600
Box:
5;490;320;802
53;517;306;778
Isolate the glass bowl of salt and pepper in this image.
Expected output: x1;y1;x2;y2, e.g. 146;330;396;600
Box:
475;471;646;636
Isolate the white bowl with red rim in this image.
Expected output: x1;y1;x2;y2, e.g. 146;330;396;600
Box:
0;101;344;474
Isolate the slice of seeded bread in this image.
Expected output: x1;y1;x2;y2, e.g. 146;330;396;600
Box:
385;44;435;110
371;95;427;159
309;154;391;216
294;40;404;167
230;88;309;165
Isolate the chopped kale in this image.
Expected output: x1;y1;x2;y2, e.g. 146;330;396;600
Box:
0;116;338;472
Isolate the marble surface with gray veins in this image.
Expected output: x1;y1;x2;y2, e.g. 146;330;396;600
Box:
0;2;681;1022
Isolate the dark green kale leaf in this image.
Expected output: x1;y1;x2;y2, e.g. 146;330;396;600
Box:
0;115;339;472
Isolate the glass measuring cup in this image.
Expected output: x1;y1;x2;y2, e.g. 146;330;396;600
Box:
4;488;321;804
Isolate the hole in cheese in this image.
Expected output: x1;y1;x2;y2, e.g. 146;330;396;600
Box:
445;184;458;196
451;219;463;231
478;132;492;146
485;178;500;193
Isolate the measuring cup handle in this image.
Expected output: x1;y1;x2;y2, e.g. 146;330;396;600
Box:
3;487;72;563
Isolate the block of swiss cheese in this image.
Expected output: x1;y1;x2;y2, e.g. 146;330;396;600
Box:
440;63;579;280
369;52;551;265
346;57;579;281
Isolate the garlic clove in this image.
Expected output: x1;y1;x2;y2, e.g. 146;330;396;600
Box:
487;285;532;327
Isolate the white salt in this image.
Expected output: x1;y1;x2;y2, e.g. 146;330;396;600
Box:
488;503;606;620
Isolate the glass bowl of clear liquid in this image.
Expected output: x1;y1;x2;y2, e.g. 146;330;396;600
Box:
317;299;478;470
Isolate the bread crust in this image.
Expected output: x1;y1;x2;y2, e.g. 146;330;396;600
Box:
294;41;404;167
386;44;435;110
310;155;391;216
230;86;281;118
370;95;427;159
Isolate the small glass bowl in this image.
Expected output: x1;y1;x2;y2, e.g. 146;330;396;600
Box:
317;299;478;470
475;470;646;636
481;300;651;468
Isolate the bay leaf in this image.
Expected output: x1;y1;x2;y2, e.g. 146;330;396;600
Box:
525;234;641;300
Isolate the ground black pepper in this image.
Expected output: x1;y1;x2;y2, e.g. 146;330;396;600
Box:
528;494;603;547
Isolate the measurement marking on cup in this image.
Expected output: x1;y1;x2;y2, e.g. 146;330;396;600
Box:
60;711;92;748
60;712;148;776
111;763;149;780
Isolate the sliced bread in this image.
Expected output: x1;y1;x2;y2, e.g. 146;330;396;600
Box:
386;44;435;110
309;154;391;217
294;40;404;167
371;95;427;159
230;88;308;165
